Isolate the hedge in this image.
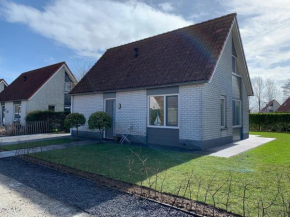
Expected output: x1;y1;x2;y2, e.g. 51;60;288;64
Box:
26;111;70;132
250;113;290;132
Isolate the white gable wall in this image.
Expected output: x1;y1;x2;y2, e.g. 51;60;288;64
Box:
26;66;66;113
202;31;233;142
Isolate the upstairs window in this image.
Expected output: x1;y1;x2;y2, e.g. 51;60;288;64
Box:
232;40;237;74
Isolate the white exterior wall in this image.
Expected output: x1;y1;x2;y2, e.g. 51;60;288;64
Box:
3;102;13;124
115;90;147;136
179;84;203;141
72;94;103;130
26;66;66;113
202;31;233;141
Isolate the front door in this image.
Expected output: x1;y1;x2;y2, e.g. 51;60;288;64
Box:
105;99;116;139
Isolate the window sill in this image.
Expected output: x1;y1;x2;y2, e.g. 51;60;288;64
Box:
147;126;179;129
233;125;242;128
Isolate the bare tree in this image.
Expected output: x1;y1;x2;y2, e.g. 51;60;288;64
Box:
72;60;93;81
282;79;290;101
265;79;280;102
252;77;265;112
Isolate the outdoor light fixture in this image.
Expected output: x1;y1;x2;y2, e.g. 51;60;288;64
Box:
118;103;121;109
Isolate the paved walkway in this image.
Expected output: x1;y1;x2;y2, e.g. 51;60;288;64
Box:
0;133;70;145
0;140;95;159
208;135;276;158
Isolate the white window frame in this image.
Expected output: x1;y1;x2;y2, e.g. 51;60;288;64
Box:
221;96;226;129
232;99;242;128
147;94;179;129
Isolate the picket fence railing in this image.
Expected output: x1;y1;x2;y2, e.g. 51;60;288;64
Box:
0;121;50;137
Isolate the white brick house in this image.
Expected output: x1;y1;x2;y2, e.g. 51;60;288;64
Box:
0;62;77;125
70;14;253;150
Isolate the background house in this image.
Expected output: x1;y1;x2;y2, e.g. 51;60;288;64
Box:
0;62;77;125
259;100;280;113
70;13;253;150
277;98;290;112
0;79;8;93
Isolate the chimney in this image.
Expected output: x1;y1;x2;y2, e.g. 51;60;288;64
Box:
23;76;27;82
134;48;138;57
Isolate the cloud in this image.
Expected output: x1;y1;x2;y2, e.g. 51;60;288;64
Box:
0;0;191;58
221;0;290;78
158;2;174;12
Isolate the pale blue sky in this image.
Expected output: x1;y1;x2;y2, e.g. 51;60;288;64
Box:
0;0;289;91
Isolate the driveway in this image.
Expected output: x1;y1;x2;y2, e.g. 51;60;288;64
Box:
0;157;194;217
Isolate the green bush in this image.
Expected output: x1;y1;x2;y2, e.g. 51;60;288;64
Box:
88;111;112;142
64;113;86;139
250;113;290;132
26;110;70;132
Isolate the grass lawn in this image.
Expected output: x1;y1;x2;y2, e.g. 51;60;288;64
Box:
1;138;73;151
31;132;290;216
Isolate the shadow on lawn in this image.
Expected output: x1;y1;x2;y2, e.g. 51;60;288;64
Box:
0;157;194;217
0;143;205;217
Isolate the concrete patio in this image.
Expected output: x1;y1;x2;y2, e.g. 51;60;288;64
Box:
207;135;276;158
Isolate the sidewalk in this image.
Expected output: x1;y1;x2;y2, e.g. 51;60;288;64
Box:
0;133;70;146
0;140;96;159
208;135;276;158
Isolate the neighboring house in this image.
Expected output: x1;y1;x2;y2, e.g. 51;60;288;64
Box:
277;98;290;112
70;13;253;150
259;100;280;113
0;62;77;125
0;79;8;93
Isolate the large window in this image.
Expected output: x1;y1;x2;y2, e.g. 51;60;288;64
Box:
221;96;226;128
149;95;178;127
232;100;241;126
14;102;21;122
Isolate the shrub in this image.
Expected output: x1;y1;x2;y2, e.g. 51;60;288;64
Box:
64;113;86;140
26;110;70;132
250;113;290;132
88;111;112;142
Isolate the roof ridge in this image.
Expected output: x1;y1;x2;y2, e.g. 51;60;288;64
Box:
107;13;237;50
21;61;65;75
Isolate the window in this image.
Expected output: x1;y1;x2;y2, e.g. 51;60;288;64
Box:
232;56;237;73
232;100;241;126
14;102;21;122
48;105;55;112
221;96;226;128
149;95;178;127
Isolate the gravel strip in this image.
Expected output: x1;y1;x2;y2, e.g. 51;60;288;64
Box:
0;157;195;217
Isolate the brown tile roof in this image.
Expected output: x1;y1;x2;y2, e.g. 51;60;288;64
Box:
71;13;236;94
277;98;290;112
0;62;65;102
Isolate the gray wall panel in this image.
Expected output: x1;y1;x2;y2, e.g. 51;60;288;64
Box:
146;86;179;95
147;128;179;146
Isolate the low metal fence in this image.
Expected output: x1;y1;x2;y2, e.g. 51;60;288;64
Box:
0;121;50;137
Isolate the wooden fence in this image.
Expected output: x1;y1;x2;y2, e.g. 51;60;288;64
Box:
0;121;50;137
